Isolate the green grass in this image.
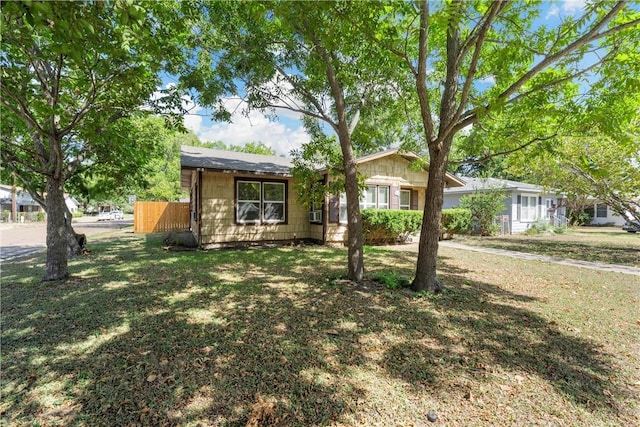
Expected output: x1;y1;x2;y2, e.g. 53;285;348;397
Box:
2;233;639;426
456;226;640;268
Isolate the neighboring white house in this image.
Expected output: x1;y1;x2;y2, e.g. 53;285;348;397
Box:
586;201;633;226
443;177;566;234
0;184;43;221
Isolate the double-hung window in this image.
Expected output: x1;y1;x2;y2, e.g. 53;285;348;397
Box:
596;204;608;218
400;189;411;210
520;195;537;222
236;179;286;224
362;186;378;209
338;185;390;223
339;193;347;223
360;185;390;210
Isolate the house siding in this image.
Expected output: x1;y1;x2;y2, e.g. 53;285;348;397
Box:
443;191;558;234
324;154;428;245
198;171;313;245
589;203;626;226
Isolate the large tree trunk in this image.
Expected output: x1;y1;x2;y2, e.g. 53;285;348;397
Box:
44;176;70;281
341;140;364;282
412;5;460;292
411;144;449;292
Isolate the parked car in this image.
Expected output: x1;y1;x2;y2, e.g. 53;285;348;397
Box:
110;210;124;220
97;210;124;221
622;221;640;233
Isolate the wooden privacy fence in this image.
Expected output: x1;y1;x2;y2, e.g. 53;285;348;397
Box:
134;201;190;233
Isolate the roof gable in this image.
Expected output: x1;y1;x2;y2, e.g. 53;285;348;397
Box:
180;145;464;187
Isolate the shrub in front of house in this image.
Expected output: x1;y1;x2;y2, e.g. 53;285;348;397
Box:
440;208;472;239
361;209;422;244
460;188;507;236
361;208;471;244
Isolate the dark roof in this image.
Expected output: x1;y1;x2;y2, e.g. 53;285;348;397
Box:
180;145;465;188
181;145;293;176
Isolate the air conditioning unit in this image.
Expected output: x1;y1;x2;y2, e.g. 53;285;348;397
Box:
309;211;322;222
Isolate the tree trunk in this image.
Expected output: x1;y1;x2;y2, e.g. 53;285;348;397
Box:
341;143;365;282
412;7;460;293
43;176;70;281
411;144;449;293
62;202;83;257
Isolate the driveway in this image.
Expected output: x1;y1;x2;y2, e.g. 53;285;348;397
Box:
0;216;133;261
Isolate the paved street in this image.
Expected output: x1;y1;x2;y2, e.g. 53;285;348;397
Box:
0;216;133;262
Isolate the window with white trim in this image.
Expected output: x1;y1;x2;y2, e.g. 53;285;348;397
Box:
400;189;411;210
378;186;389;209
361;186;378;209
339;193;347;223
520;195;537;222
596;204;608;218
338;185;391;223
236;179;286;224
360;185;390;210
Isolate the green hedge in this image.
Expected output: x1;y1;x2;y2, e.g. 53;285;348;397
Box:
361;209;422;245
440;208;472;240
362;208;472;244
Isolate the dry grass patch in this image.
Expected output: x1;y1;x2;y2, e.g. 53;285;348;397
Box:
1;234;638;426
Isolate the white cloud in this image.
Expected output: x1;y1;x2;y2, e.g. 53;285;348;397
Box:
181;94;203;134
563;0;585;15
546;0;585;19
157;83;312;156
546;5;560;19
479;75;496;86
195;98;310;156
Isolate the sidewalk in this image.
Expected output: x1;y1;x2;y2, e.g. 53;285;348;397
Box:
388;240;640;277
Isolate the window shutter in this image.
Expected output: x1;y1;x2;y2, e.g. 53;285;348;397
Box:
538;196;542;205
517;195;521;221
390;185;400;209
328;194;339;223
410;190;419;210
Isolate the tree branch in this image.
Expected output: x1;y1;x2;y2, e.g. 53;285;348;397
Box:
493;2;627;106
416;0;435;142
450;133;558;165
440;0;507;142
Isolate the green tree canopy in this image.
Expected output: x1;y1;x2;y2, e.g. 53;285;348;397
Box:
180;0;406;281
364;0;640;291
1;0;191;280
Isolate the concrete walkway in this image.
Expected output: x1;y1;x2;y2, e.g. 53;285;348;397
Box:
390;240;640;277
440;241;640;276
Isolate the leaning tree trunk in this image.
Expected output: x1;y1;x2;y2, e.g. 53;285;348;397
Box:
44;176;70;281
411;143;449;293
62;202;83;257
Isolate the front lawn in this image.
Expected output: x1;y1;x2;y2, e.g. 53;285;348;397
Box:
2;234;638;426
456;226;640;268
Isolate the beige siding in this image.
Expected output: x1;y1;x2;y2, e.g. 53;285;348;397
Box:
324;223;348;245
189;171;198;241
309;224;324;242
358;156;428;188
199;172;312;245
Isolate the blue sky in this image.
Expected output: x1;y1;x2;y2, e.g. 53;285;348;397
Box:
165;0;589;156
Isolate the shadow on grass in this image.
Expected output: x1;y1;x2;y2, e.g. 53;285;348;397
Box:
1;234;631;425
